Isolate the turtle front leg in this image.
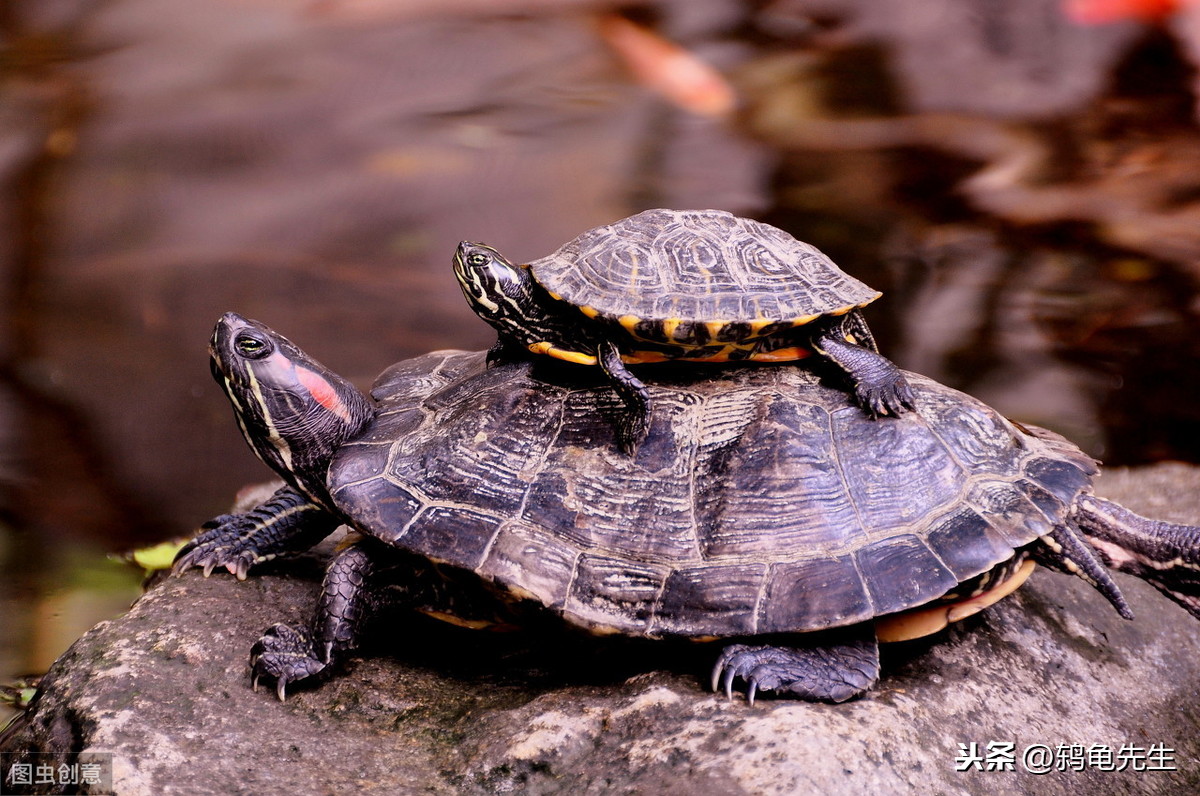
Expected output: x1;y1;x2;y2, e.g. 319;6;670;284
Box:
251;538;380;699
1075;495;1200;619
485;337;528;368
712;625;880;704
173;486;340;580
250;540;472;699
596;340;651;454
812;312;915;418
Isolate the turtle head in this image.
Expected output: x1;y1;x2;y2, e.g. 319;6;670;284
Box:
453;242;537;329
209;313;374;505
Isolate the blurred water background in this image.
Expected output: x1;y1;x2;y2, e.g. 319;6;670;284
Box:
5;0;1200;725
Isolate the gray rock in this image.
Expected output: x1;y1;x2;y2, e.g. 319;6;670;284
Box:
5;465;1200;795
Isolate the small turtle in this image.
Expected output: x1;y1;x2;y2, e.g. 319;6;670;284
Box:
453;209;914;452
175;313;1200;703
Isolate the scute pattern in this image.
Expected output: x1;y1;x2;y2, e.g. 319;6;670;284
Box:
329;350;1099;638
530;209;881;324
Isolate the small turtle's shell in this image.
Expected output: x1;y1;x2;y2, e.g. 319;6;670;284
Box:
328;352;1097;638
529;209;880;335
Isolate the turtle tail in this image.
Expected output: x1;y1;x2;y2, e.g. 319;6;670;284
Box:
1074;495;1200;620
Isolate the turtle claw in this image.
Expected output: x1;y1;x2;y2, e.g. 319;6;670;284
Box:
712;644;779;704
856;376;916;419
248;667;293;701
173;514;270;578
713;644;757;701
172;486;336;580
711;636;880;704
249;623;329;699
813;330;916;420
175;535;260;581
251;669;291;701
232;556;253;582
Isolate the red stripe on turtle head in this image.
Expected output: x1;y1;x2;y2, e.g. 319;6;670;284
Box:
296;364;353;423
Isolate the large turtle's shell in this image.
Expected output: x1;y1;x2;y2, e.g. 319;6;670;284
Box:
528;208;881;325
328;351;1096;638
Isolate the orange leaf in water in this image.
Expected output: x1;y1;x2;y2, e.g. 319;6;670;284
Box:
1064;0;1180;24
596;15;736;118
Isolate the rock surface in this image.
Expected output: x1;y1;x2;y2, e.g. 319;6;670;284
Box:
5;465;1200;795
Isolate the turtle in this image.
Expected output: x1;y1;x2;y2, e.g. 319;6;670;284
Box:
174;312;1200;703
452;208;915;453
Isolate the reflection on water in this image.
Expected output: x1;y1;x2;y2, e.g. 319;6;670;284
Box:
4;0;1200;711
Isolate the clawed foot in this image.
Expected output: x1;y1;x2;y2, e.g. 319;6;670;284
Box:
172;514;271;580
813;330;917;420
712;645;786;705
712;636;880;704
855;375;916;419
173;487;336;580
250;623;330;701
617;410;651;456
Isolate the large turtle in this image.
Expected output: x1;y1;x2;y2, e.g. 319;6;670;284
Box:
175;313;1200;703
452;209;914;452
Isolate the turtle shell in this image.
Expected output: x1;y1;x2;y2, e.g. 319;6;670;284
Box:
327;352;1097;638
528;209;881;333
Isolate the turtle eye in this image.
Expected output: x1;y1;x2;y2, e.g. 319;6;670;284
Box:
466;252;490;268
235;333;271;359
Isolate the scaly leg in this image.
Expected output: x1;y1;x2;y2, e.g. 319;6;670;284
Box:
1075;494;1200;619
251;539;380;699
812;314;915;418
173;486;339;580
596;340;651;454
250;540;494;699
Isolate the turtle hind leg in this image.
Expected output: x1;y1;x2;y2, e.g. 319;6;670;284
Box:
812;313;915;419
596;340;651;454
1033;522;1133;619
1075;495;1200;619
712;625;880;704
